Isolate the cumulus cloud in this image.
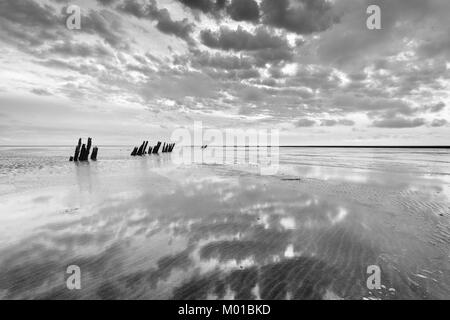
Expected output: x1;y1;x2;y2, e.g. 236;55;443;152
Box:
261;0;339;34
31;88;52;96
372;117;426;129
200;26;293;63
227;0;260;22
177;0;225;14
0;0;449;145
296;118;316;127
118;0;195;42
423;102;446;113
431;119;447;127
320;119;355;127
0;0;60;28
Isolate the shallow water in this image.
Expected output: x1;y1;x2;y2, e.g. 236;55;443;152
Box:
0;146;449;300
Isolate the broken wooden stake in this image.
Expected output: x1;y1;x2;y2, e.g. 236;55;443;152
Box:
91;146;98;161
70;138;99;162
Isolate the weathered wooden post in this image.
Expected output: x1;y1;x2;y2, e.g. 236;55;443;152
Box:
80;144;87;161
137;141;145;156
86;137;92;159
91;146;98;161
73;138;82;161
152;141;161;154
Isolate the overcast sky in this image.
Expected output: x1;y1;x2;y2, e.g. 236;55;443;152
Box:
0;0;449;145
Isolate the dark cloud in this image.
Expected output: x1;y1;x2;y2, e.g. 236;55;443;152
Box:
97;0;118;5
431;119;447;127
314;0;450;69
0;0;67;50
296;119;316;127
320;119;354;127
31;88;52;96
260;0;338;35
155;10;194;42
332;95;416;118
372;117;426;128
321;119;337;127
227;0;259;22
78;10;128;49
177;0;224;13
200;26;293;63
0;0;60;28
338;119;355;126
118;0;194;42
418;36;450;59
423;102;446;113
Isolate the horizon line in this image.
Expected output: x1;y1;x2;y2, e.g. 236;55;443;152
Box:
1;145;450;149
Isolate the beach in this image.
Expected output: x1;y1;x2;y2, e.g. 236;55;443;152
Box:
0;146;449;300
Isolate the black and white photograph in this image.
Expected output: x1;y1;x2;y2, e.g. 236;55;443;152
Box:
0;0;449;304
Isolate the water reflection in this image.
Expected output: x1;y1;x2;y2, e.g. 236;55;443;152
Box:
0;148;449;300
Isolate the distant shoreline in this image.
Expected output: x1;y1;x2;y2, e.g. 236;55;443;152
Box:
1;145;450;149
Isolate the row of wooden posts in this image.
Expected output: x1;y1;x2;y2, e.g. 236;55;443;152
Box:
69;138;175;162
131;141;175;156
69;138;98;162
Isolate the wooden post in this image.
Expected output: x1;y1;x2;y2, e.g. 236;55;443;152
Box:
143;141;148;154
152;141;161;154
137;141;145;156
73;138;81;161
86;137;92;160
91;146;98;161
80;144;87;161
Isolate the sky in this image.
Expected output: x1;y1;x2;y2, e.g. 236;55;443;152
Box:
0;0;449;145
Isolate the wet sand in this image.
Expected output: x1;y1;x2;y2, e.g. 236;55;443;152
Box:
0;147;449;300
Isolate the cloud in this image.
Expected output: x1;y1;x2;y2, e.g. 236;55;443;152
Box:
155;9;194;42
332;95;416;118
227;0;260;22
118;0;194;42
46;41;113;58
191;51;254;70
431;119;447;127
338;119;355;126
320;119;355;127
260;0;338;34
372;117;426;128
0;0;60;28
61;9;125;49
423;102;446;113
296;119;316;127
31;88;52;96
0;0;66;49
97;0;118;6
177;0;224;14
200;26;293;63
